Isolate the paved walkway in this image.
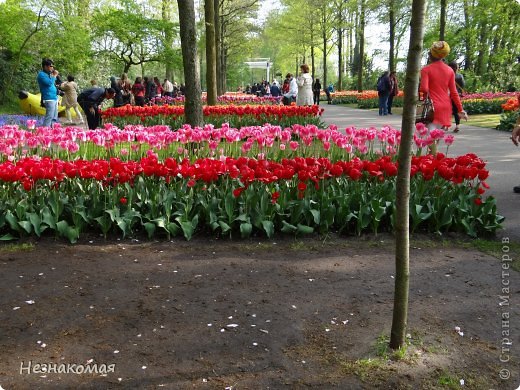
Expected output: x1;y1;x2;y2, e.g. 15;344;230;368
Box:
320;104;520;242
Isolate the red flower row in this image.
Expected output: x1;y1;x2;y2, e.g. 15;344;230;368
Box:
101;104;323;120
0;154;488;191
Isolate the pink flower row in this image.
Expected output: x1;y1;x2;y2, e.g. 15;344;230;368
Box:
0;122;454;158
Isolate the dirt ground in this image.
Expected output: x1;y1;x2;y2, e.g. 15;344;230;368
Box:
0;235;518;390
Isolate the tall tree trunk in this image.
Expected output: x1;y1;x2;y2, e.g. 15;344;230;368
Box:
205;0;218;105
222;47;228;90
462;0;473;71
356;0;365;92
338;28;343;90
214;0;223;95
389;0;396;71
177;0;203;127
349;12;354;77
439;0;446;41
389;0;426;350
476;20;488;76
163;0;175;81
311;37;316;81
322;11;328;87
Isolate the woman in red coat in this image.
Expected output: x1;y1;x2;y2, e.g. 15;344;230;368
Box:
420;41;468;152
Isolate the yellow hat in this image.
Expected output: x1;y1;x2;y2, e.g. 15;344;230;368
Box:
430;41;450;59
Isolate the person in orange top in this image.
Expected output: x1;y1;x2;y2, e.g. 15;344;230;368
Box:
420;41;468;137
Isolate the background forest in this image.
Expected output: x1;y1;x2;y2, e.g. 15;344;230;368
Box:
0;0;518;108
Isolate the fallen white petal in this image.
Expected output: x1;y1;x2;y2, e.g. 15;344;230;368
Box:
342;320;349;325
325;329;331;332
460;379;464;386
226;324;239;328
253;342;258;346
291;305;297;309
41;343;46;348
454;326;461;332
25;300;35;305
114;350;119;354
220;328;225;333
207;323;212;327
86;359;94;364
142;366;147;369
260;329;269;334
13;307;20;310
458;331;464;337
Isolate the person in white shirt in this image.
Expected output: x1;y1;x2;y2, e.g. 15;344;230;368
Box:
163;79;174;97
296;64;313;106
283;73;298;105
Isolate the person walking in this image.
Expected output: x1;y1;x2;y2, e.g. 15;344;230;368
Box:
376;71;391;116
313;78;322;105
387;71;399;115
77;87;115;130
296;64;313;106
448;61;466;132
420;41;468;153
37;59;59;127
60;75;84;125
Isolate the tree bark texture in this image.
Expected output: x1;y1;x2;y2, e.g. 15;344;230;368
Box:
205;0;218;104
177;0;203;127
389;0;426;350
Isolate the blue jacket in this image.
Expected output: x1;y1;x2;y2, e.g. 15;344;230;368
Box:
37;70;58;101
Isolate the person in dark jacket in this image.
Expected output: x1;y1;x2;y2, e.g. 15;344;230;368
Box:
448;61;465;132
270;81;281;98
144;77;157;104
387;71;399;115
77;87;115;129
377;71;391;115
111;76;124;107
313;78;322;105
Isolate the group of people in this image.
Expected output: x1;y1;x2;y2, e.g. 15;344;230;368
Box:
111;75;185;108
38;59;116;130
38;58;188;130
243;67;335;106
279;65;334;106
376;71;399;116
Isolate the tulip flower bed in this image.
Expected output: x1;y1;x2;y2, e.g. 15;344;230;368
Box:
354;91;515;114
101;104;324;128
150;94;282;106
0;152;502;243
0;118;503;242
0;123;455;161
497;96;519;131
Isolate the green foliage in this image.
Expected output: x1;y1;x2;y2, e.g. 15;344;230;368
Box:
462;98;509;115
0;172;503;242
497;110;519;131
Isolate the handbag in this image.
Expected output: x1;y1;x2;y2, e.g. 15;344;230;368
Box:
415;94;434;124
